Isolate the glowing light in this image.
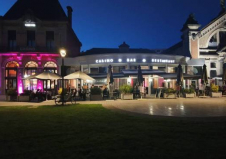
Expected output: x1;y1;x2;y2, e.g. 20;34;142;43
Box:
19;87;23;94
127;58;136;62
118;59;122;62
128;77;131;83
142;59;146;62
60;49;67;57
25;23;36;27
96;59;113;63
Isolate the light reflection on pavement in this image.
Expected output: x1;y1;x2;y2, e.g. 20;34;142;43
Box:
1;98;226;117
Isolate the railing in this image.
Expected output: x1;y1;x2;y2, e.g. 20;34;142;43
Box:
0;46;58;53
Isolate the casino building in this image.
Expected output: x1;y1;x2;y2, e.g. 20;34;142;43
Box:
61;1;226;95
0;0;81;99
1;0;226;99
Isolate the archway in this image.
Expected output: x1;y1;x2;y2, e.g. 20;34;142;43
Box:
24;61;38;91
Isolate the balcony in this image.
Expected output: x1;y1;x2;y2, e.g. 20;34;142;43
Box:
0;46;58;53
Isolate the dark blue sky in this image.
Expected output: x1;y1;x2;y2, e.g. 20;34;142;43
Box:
0;0;222;51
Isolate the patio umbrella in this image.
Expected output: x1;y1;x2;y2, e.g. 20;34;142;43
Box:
176;64;184;98
107;65;114;85
24;72;61;80
23;72;61;100
201;64;208;85
201;64;208;96
64;71;94;81
176;64;184;85
137;65;143;86
223;63;226;85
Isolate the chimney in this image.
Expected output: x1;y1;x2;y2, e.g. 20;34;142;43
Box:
67;6;73;27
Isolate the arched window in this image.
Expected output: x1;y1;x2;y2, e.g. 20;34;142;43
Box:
25;61;38;68
44;61;57;73
24;61;38;90
208;33;217;47
5;61;19;90
43;61;58;90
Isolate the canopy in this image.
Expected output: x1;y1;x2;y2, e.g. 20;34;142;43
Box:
160;73;200;79
24;72;61;80
64;71;95;81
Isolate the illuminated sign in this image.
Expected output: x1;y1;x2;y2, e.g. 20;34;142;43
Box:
151;59;175;63
96;59;114;63
127;58;136;62
24;20;36;27
25;23;36;27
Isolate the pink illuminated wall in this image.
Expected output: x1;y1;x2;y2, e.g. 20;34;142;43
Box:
1;52;59;95
17;68;24;94
158;78;164;88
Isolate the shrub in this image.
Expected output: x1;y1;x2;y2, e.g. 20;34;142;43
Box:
119;85;133;94
164;88;176;94
6;88;17;96
90;87;102;95
211;84;219;92
184;88;195;94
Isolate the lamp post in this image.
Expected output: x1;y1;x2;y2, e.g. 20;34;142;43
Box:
60;48;66;105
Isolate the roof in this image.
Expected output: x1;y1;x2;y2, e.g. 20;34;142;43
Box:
3;0;68;21
119;42;130;48
82;48;163;55
181;14;199;31
161;41;184;55
200;11;226;32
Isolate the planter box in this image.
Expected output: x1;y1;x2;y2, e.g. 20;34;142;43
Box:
6;95;18;101
185;93;195;98
0;95;6;101
18;96;30;102
90;94;102;101
163;93;176;99
211;92;222;98
121;94;133;100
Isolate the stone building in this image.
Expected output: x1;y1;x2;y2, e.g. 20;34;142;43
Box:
0;0;81;98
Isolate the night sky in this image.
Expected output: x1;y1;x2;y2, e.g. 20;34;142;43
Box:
0;0;222;51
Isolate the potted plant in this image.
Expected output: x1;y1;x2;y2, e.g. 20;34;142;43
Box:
90;87;102;101
211;84;222;98
18;90;32;102
183;88;195;98
163;88;176;99
6;88;18;101
119;85;133;100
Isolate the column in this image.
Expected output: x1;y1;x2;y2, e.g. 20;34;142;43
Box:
17;67;24;94
37;67;43;91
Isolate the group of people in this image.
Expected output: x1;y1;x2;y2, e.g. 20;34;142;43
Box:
72;87;87;100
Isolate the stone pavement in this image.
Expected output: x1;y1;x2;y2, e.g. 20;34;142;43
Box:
1;97;226;117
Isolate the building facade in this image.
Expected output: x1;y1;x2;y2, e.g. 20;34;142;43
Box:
61;42;194;96
167;4;226;87
0;0;81;98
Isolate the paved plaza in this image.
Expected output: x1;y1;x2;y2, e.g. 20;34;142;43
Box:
1;97;226;117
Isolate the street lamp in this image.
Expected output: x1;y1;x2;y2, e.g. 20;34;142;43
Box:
60;48;66;105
